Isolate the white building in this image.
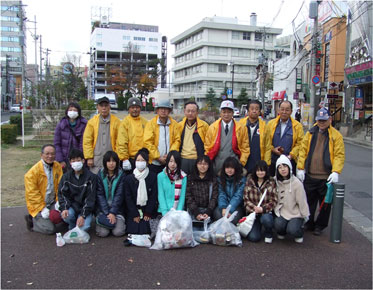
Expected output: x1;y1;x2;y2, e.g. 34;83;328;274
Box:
170;14;282;109
89;21;167;103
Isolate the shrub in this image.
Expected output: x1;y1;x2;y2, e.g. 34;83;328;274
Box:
79;99;96;110
10;113;33;135
1;124;18;144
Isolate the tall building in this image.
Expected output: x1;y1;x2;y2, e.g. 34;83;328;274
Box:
1;0;26;109
170;15;282;109
89;17;167;102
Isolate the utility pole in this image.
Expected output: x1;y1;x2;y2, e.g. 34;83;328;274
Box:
19;2;26;147
33;15;38;101
257;26;267;112
309;1;319;128
344;9;353;135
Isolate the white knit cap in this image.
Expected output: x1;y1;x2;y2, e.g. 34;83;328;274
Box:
276;154;292;172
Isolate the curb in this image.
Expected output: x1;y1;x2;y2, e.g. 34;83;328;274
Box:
343;137;372;149
344;202;372;243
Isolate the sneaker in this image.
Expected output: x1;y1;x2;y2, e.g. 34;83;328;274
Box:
294;237;304;243
277;234;285;240
313;228;322;236
264;237;273;244
24;214;33;232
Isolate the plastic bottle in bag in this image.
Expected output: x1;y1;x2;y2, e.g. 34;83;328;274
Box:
56;232;65;247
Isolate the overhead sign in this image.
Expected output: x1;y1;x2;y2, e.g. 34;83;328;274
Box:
312;75;320;85
227;89;232;96
328;82;338;90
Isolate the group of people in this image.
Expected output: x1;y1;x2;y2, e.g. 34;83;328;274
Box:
24;95;345;245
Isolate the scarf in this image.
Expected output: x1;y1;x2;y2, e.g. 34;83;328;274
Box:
134;167;149;206
167;169;186;202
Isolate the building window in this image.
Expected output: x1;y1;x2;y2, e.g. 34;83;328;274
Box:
1;16;19;22
1;36;19;42
149;37;158;42
218;64;227;72
134;36;145;41
243;32;251;40
1;47;21;52
208;47;228;56
96;42;102;47
232;31;240;40
232;48;250;57
1;5;19;11
255;32;262;41
123;35;130;40
1;26;19;32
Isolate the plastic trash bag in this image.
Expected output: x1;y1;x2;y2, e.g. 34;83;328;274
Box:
63;226;90;244
193;217;211;243
150;209;199;250
128;234;152;248
56;232;65;247
209;205;242;247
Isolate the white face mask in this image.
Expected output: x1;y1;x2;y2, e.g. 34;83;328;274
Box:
67;111;79;119
71;161;83;171
135;161;147;171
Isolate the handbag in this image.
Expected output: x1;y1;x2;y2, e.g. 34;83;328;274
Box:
237;189;267;237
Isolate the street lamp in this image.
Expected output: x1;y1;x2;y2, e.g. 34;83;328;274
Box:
228;62;235;99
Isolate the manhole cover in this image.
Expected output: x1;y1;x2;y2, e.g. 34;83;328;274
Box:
349;191;371;198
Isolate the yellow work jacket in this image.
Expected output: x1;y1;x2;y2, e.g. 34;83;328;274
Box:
83;113;121;159
297;124;345;174
25;160;63;217
264;116;304;165
143;115;181;163
238;117;267;160
116;115;148;160
177;117;209;154
204;118;250;166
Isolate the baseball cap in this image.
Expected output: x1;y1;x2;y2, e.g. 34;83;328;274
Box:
220;100;234;110
127;97;142;109
315;107;330;121
96;96;110;105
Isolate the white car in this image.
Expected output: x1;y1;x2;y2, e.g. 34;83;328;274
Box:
10;104;21;113
233;107;240;118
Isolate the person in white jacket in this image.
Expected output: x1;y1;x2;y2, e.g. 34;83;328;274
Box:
274;155;310;243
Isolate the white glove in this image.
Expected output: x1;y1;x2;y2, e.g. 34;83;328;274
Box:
41;207;50;219
296;170;305;182
327;172;339;184
122;159;132;171
54;201;60;212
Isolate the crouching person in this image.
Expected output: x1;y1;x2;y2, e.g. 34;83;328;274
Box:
24;144;64;234
95;151;126;237
58;149;97;232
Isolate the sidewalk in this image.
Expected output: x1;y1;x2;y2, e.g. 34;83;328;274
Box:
1;206;372;289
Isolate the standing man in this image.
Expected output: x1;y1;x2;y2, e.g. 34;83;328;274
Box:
178;101;209;174
296;108;345;236
143;99;180;174
83;96;121;174
117;97;148;172
264;100;304;176
205;100;249;175
24;144;64;234
238;100;267;174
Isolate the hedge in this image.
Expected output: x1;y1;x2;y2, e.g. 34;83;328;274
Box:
9;113;33;135
1;124;18;144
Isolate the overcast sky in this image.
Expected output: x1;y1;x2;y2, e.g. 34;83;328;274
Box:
23;0;309;68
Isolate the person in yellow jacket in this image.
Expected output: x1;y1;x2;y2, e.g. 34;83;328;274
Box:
116;97;148;172
177;101;209;174
143;99;181;174
238;100;267;174
205;100;250;175
296;108;345;236
24;144;64;234
83;96;121;174
264;100;304;176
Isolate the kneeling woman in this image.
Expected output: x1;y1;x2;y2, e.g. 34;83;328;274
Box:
243;160;277;243
96;151;126;237
123;148;158;234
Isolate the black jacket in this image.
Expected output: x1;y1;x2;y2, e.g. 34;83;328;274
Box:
58;168;97;218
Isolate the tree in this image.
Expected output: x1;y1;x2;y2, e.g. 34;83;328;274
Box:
205;88;217;110
237;88;249;108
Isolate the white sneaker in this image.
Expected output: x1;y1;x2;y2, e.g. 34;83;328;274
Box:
277;234;285;240
294;237;304;243
264;237;273;244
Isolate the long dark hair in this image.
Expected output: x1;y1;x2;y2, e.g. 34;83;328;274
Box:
191;155;214;181
251;160;270;185
134;148;149;164
166;150;182;179
102;151;120;176
276;164;291;182
65;102;82;118
220;157;243;189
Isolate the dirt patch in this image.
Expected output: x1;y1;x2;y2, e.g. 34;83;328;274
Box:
1;144;41;207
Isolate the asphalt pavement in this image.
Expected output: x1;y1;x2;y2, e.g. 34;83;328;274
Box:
1;206;372;289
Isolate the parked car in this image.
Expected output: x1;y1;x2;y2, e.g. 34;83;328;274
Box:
10;104;21;113
233;107;240;118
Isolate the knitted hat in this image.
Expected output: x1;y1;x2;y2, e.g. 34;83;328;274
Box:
276;154;292;172
127;97;142;109
49;209;63;224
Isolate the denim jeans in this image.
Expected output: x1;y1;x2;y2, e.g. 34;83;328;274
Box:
274;216;304;238
63;207;92;232
247;213;274;242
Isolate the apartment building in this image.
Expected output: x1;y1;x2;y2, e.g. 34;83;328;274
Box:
170;15;282;109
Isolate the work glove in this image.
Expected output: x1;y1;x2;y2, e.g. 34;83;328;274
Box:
122;159;132;171
296;169;305;182
327;172;339;184
41;207;50;219
54;201;60;212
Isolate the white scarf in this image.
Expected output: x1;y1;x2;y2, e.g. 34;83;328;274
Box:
134;167;149;206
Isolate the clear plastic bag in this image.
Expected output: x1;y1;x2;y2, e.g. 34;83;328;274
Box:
128;234;152;247
209;205;242;247
63;226;90;244
193;217;211;243
150;209;199;250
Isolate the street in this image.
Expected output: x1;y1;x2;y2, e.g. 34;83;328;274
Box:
1;111;20;124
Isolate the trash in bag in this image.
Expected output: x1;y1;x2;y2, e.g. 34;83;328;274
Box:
128;234;152;248
63;226;90;244
209;205;242;247
150;209;199;250
56;232;65;247
193;217;211;243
